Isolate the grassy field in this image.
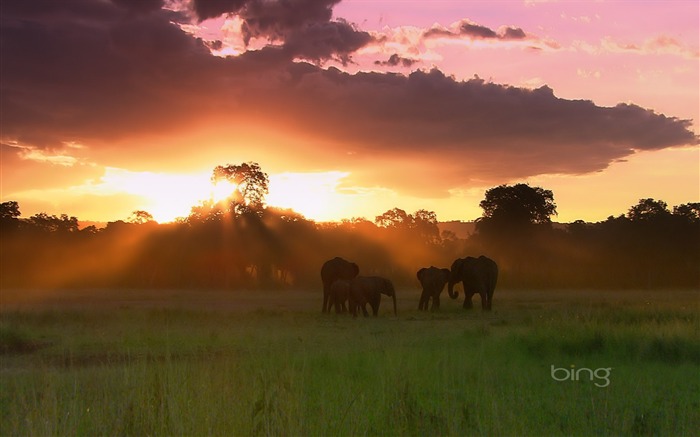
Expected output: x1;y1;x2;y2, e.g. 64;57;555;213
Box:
1;287;699;436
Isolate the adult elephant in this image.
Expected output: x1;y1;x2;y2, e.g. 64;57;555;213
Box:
416;266;451;311
447;256;498;310
349;276;397;318
320;257;359;313
328;279;351;314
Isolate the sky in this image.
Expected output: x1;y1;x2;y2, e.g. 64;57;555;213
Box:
1;0;698;224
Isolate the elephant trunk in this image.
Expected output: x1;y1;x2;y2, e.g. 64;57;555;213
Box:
447;279;459;299
392;291;397;316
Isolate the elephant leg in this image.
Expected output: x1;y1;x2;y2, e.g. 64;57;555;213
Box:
335;298;342;314
323;290;330;313
485;291;493;311
462;281;473;309
431;294;440;311
361;303;370;317
418;291;428;311
463;292;474;309
480;292;488;310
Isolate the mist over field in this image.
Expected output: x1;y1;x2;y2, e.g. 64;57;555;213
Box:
2;190;698;293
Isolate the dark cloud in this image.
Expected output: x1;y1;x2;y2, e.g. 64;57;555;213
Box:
190;0;370;63
424;20;528;42
281;19;373;64
191;0;339;27
191;0;249;21
501;26;527;40
374;54;418;68
235;0;340;43
264;67;696;193
459;22;498;39
0;0;696;197
112;0;165;14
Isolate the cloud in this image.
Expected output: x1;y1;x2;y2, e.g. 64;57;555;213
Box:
424;19;528;42
1;0;697;200
374;54;418;68
1;143;103;193
190;0;371;63
602;35;700;59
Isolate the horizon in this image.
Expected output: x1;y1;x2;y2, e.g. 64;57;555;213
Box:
2;0;698;225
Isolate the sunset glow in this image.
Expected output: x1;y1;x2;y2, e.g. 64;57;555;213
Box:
1;0;697;225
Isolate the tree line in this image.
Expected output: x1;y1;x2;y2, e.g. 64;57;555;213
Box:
1;162;698;290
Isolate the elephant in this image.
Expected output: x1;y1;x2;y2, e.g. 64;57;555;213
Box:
328;279;351;314
416;266;451;311
447;256;498;310
348;276;397;317
320;257;359;313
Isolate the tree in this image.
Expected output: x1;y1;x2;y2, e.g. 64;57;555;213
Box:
627;198;671;222
412;209;440;244
212;162;269;215
375;208;441;245
0;201;20;220
673;202;700;224
26;213;79;233
0;201;21;232
477;183;557;234
128;210;155;224
375;208;412;229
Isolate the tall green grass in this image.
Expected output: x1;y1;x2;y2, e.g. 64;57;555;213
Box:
1;289;698;436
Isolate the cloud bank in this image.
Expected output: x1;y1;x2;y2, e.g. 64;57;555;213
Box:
1;0;696;198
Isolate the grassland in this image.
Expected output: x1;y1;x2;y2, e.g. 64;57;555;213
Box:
1;288;699;436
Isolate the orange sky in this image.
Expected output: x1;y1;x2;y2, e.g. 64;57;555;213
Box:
1;0;698;224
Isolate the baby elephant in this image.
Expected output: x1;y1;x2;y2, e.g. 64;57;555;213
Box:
328;279;350;314
416;266;451;311
348;276;397;317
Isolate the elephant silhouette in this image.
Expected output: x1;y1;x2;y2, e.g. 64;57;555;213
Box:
416;266;451;311
348;276;397;318
447;256;498;310
320;257;359;313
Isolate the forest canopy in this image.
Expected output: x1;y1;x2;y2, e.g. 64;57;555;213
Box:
1;163;698;290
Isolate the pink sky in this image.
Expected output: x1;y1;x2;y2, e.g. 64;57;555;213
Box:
1;0;698;223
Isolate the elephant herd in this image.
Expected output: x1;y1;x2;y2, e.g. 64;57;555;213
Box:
320;255;498;317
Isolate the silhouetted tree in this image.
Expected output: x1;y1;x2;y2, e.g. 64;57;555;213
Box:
26;213;79;233
128;210;155;224
212;162;269;215
412;209;441;244
374;208;440;243
0;201;21;232
627;198;671;222
673;202;700;224
186;200;226;223
339;217;377;233
375;208;412;229
473;184;557;285
477;183;557;230
1;201;20;220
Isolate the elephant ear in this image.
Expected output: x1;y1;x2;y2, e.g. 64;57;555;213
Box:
417;268;427;282
351;263;360;277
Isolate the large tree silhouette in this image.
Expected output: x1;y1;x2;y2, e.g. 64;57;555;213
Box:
212;162;270;215
476;183;557;236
